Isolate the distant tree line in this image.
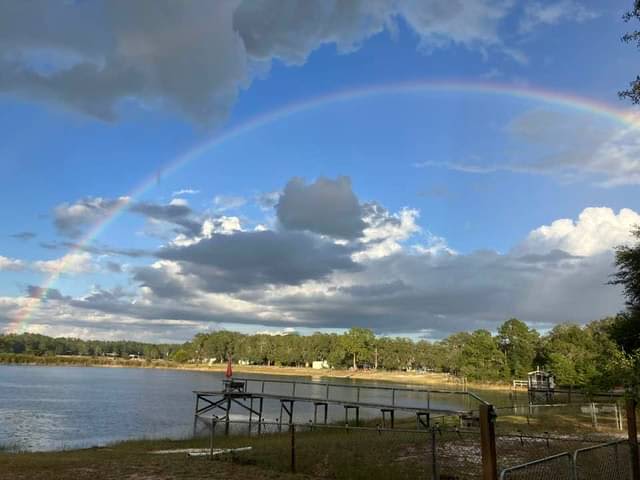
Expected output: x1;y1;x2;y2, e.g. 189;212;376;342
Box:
0;318;625;386
168;318;626;386
0;333;176;360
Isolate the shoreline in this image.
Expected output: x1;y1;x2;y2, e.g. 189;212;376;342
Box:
0;355;519;392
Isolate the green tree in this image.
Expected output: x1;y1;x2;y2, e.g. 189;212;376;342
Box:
620;1;640;103
497;318;540;379
609;227;640;352
340;327;375;369
458;330;506;382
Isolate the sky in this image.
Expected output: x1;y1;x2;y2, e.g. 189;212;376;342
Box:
1;0;640;343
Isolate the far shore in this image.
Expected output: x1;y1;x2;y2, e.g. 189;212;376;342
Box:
0;354;521;392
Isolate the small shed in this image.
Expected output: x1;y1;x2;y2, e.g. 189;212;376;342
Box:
527;367;555;403
312;360;329;369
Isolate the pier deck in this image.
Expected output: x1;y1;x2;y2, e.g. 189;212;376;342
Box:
193;377;486;434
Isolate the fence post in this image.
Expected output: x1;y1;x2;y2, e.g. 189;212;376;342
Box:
290;423;296;474
627;398;640;480
431;427;439;480
480;404;498;480
209;418;216;459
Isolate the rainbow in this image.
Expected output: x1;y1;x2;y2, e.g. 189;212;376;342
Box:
7;79;640;333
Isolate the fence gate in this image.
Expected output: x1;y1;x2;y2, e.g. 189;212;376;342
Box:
500;439;633;480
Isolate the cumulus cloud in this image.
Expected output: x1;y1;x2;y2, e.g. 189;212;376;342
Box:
354;203;422;260
519;1;598;33
157;230;360;292
54;197;130;237
9;172;637;340
133;261;194;299
277;176;366;239
516;207;640;256
0;0;539;123
0;256;25;271
34;252;94;275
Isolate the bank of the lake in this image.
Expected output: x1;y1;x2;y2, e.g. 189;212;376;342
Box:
0;353;518;392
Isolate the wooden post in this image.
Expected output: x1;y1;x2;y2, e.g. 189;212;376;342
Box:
209;418;216;459
225;395;231;436
290;423;296;474
627;398;640;480
193;393;199;437
431;427;439;480
479;404;498;480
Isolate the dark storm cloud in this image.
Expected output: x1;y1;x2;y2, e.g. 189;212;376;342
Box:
26;285;68;301
132;266;193;299
258;249;624;337
277;176;366;239
25;245;624;340
10;231;36;241
129;201;201;236
156;230;360;292
105;261;123;273
53;197;129;238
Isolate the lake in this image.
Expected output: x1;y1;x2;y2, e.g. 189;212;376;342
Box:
0;365;519;451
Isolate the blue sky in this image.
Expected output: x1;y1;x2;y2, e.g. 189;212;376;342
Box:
1;1;639;342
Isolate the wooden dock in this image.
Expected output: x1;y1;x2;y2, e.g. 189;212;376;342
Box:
193;377;487;434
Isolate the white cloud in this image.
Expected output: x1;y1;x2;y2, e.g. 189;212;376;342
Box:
169;198;189;207
354;204;422;260
34;252;94;275
172;215;243;247
172;189;200;197
519;1;598;33
213;195;247;212
0;256;25;271
517;207;640;257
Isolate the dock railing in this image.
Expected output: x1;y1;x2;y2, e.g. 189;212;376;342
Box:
233;376;490;410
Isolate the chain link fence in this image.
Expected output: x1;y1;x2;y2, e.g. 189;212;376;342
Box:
199;418;485;479
574;439;631;480
498;440;633;480
500;452;575;480
193;405;633;479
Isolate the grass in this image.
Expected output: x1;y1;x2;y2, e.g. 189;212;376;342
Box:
0;437;306;480
1;404;631;480
1;412;628;480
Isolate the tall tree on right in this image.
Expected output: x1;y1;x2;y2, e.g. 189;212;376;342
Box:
621;1;640;103
609;228;640;352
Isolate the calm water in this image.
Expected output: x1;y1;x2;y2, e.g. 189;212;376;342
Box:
0;365;517;451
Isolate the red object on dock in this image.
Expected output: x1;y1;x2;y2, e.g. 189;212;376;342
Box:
225;355;233;378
